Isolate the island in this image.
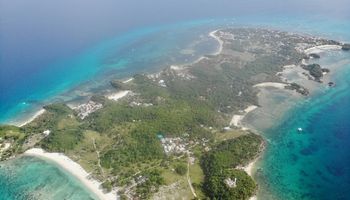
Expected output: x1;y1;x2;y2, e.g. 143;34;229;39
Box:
342;43;350;51
0;28;343;200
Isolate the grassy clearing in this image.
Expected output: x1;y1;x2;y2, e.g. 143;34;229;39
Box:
215;129;248;142
68;130;112;174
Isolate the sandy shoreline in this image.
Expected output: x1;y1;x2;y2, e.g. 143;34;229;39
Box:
240;147;262;200
24;148;117;200
107;90;130;101
123;78;133;83
304;45;342;54
1;29;226;200
209;30;224;55
18;109;46;127
230;105;258;130
243;159;257;176
253;82;287;89
164;30;222;72
16;90;130;127
12;30;223;129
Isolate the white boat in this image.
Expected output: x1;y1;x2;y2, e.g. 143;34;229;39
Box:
297;127;303;132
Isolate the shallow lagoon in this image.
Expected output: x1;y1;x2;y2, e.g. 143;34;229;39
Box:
0;156;98;200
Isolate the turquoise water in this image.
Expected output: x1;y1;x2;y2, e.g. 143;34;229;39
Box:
0;19;226;200
0;156;97;200
1;13;350;200
256;50;350;199
2;15;350;125
0;20;222;125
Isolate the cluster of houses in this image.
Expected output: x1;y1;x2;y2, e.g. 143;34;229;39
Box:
157;134;211;156
158;79;167;87
224;177;237;188
73;101;103;119
158;135;188;155
157;132;213;155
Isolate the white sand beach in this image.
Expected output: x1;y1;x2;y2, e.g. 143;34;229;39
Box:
244;161;255;176
17;89;129;127
230;115;244;127
167;30;221;72
193;56;208;64
19;109;46;127
107;90;130;101
304;45;342;54
157;30;222;74
170;65;182;70
123;78;134;83
244;158;258;176
249;195;258;200
253;82;287;89
24;148;117;200
230;105;258;129
209;30;224;55
244;105;258;113
283;64;297;69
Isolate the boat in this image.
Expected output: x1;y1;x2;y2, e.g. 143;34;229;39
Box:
297;127;303;132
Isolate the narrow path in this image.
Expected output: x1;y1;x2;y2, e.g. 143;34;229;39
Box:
186;151;197;198
92;138;104;177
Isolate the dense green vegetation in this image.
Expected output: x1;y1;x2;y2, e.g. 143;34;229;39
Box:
135;169;165;199
100;128;164;171
1;28;338;199
201;134;263;175
201;134;263;200
23;103;73;133
302;64;324;81
175;163;187;176
87;99;217;138
0;125;25;160
21;104;84;152
285;83;309;96
204;169;256;200
102;180;113;192
0;125;25;140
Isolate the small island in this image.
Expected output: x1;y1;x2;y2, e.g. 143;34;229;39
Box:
342;43;350;51
301;63;330;82
0;28;342;199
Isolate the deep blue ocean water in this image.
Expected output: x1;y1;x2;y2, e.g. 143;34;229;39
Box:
1;15;350;125
255;49;350;200
0;20;223;124
1;0;350;199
